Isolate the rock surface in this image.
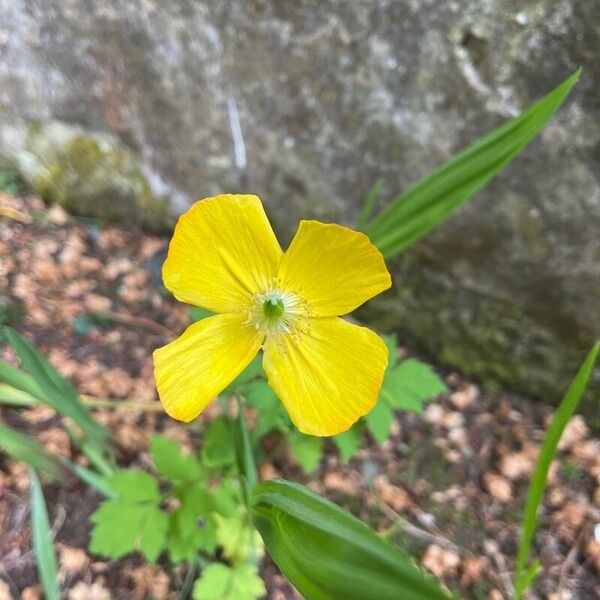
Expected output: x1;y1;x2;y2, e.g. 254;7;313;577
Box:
0;1;598;409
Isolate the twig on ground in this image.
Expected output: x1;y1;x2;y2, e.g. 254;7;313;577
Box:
104;310;172;336
372;492;465;554
558;524;588;597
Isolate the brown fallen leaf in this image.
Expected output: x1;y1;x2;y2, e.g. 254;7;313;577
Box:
20;585;42;600
483;472;512;502
68;580;111;600
0;580;10;600
58;544;90;578
422;544;460;578
449;384;479;410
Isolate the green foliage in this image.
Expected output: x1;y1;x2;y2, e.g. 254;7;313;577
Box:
3;327;109;448
334;424;364;462
30;469;60;600
288;430;323;473
514;341;600;598
243;379;290;439
0;168;23;195
252;479;451;600
72;312;111;336
0;421;64;479
189;306;215;322
193;563;266;600
365;70;580;258
167;485;217;563
234;402;258;491
357;176;385;230
89;434;262;579
202;416;236;469
380;357;447;412
90;470;169;562
151;435;202;482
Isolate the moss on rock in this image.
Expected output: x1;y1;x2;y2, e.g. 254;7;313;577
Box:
17;121;173;232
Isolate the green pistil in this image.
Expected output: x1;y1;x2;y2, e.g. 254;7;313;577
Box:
263;297;285;320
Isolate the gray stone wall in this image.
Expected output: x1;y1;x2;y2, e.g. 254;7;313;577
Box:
0;1;598;412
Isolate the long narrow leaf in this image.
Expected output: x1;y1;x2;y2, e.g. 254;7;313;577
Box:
0;359;44;398
61;458;116;498
29;469;60;600
234;400;258;492
357;177;385;230
514;341;600;598
3;328;109;446
252;479;450;600
0;422;63;480
0;382;38;407
366;70;580;257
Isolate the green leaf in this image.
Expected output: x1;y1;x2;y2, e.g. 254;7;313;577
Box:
383;334;400;372
0;382;37;407
90;470;167;562
365;401;394;445
3;327;109;446
193;563;266;600
90;500;168;562
202;416;236;468
167;487;216;563
0;422;63;480
252;479;450;600
63;460;115;498
30;469;60;600
365;70;580;257
334;423;363;462
214;508;263;564
514;341;600;598
357;177;385;230
0;360;44;399
380;358;446;412
151;436;202;482
288;430;323;473
189;306;214;322
109;469;160;501
242;379;290;438
222;354;263;396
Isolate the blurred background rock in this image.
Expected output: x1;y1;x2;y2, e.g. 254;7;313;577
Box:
0;1;598;414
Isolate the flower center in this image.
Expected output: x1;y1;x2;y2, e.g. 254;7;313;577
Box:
247;286;310;339
262;296;285;320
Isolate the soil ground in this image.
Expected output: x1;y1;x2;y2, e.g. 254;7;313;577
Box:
1;194;599;600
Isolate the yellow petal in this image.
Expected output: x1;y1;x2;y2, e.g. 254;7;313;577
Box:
163;194;283;313
263;317;388;436
153;313;263;422
277;220;391;316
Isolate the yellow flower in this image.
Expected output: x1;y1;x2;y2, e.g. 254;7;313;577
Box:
153;194;391;436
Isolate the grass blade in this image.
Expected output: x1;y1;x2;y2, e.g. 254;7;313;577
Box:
357;177;385;230
0;422;64;480
29;469;60;600
0;382;38;407
0;359;44;398
3;327;109;446
514;341;600;597
365;70;580;258
61;458;116;498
